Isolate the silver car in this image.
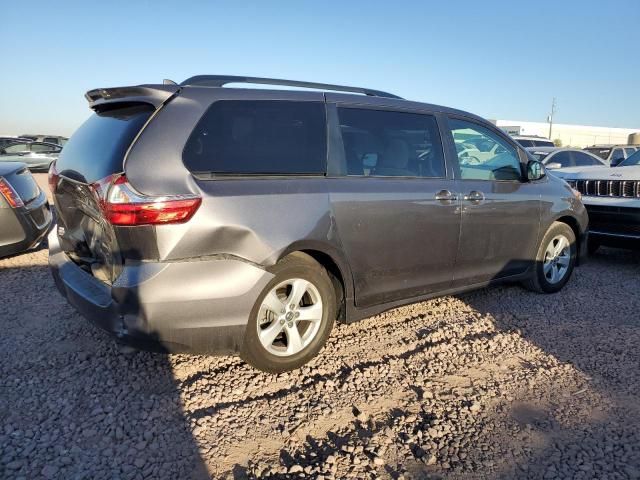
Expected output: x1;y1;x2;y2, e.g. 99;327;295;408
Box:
526;147;606;170
49;75;588;372
0;140;62;171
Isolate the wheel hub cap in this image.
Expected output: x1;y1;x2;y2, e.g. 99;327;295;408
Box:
257;278;323;357
543;234;571;285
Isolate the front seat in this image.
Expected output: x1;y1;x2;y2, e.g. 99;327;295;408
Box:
374;139;415;177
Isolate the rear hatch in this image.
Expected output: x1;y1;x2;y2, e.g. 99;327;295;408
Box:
52;102;158;283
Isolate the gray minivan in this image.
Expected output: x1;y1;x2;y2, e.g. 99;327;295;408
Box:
49;75;588;372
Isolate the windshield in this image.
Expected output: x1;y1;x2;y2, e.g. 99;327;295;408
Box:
618;150;640;167
584;147;611;160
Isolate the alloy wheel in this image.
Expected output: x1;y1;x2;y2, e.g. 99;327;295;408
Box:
543;234;571;284
256;278;323;357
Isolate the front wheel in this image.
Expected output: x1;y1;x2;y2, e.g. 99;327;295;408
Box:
523;222;577;293
240;253;336;373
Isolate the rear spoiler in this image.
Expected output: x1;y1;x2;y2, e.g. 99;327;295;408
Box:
84;84;180;110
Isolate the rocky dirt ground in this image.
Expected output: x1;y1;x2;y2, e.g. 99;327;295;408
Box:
1;213;640;479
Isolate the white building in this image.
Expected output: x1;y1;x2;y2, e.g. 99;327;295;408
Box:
491;119;640;148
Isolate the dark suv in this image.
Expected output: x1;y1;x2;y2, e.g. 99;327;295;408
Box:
49;75;588;372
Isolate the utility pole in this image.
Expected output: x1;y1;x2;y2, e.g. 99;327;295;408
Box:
547;97;557;140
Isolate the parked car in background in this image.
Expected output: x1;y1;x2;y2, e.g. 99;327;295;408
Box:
0;162;52;257
0;136;31;149
0;140;62;171
554;149;640;252
583;144;638;166
49;75;588;372
512;135;555;148
20;134;68;146
526;147;607;170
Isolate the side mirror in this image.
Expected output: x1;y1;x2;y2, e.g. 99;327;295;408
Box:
527;160;546;181
545;162;562;170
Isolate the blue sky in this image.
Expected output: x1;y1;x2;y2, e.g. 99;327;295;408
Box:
1;0;638;136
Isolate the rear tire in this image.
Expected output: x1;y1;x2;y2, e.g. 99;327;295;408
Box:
523;221;576;293
240;253;336;373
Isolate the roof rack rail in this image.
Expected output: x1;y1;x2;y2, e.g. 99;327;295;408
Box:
179;75;403;99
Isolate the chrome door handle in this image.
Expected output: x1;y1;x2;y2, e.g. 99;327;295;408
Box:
464;190;485;204
435;189;457;204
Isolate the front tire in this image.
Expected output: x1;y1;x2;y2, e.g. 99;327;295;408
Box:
240;253;336;373
523;222;576;293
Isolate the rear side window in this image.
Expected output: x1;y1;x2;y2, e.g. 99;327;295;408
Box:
550;151;572;167
57;104;154;183
183;101;326;175
516;139;534;147
573;151;603;167
337;107;445;178
31;143;60;153
611;148;625;161
2;143;30;154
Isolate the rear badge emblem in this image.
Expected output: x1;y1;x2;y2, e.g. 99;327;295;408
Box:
57;226;66;236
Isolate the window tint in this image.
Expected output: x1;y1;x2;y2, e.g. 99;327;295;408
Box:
516;139;534;147
573;152;603;167
449;118;522;181
624;148;635;157
57;104;154;183
183;101;326;175
533;140;555;147
337;108;445;178
549;151;572;167
43;137;58;144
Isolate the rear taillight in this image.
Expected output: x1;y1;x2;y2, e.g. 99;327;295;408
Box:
91;175;201;226
48;161;59;194
0;177;24;208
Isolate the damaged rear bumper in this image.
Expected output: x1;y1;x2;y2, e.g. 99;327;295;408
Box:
48;231;274;354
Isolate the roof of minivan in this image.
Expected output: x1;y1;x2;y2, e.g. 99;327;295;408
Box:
86;79;489;126
178;84;488;124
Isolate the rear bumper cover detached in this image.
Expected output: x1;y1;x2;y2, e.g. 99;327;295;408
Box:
48;232;274;354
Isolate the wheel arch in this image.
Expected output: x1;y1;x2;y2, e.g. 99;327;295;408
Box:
553;214;585;264
275;241;354;322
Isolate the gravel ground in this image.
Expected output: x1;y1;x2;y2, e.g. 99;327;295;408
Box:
1;195;640;479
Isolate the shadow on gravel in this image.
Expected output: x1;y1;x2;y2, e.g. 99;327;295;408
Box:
0;261;210;480
461;248;640;479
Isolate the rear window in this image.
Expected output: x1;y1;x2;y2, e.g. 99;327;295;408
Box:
515;139;534;147
529;151;550;161
56;104;154;183
533;140;555;147
584;148;611;160
183;101;326;175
